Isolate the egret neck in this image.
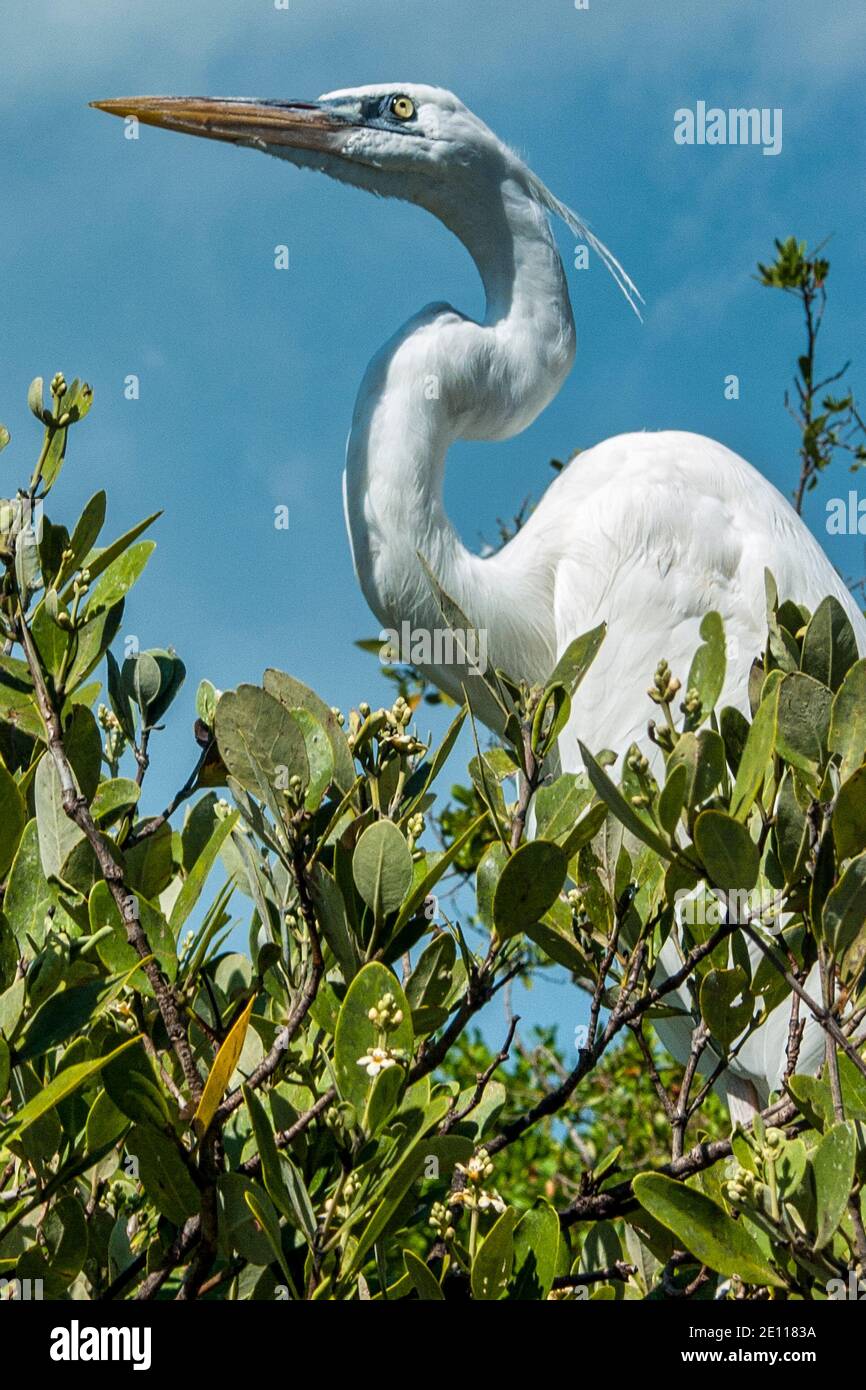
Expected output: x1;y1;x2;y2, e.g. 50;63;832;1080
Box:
342;172;576;707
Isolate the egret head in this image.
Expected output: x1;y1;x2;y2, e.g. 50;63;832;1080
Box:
92;85;518;204
92;83;641;313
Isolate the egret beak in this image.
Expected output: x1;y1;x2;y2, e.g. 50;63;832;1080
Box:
89;96;355;154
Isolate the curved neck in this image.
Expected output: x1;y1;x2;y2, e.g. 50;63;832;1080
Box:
343;174;575;700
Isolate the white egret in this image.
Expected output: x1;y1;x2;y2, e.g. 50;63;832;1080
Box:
93;86;866;1116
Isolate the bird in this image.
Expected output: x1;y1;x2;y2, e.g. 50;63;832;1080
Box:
92;85;865;1118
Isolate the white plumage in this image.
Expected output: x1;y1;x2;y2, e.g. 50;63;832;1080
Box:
94;83;866;1114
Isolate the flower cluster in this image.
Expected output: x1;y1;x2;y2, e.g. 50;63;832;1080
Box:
346;697;427;760
97;702;125;769
367;991;403;1033
451;1149;506;1215
357;992;408;1077
356;1046;400;1079
723;1126;786;1209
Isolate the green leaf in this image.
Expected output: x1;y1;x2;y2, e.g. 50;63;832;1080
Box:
278;1154;318;1250
417;554;512;717
3;820;53;950
0;655;41;743
61;510;161;601
348;1134;473;1276
658;761;688;836
290;707;335;810
832;765;866;863
91;777;141;827
684;612;726;730
0;759;26;880
492;840;566;938
27;376;44;420
720;705;750;777
471;1205;518;1300
787;1073;834;1133
215;684;309;801
3;1033;140;1137
579;742;672;859
64;600;125;695
533;773;593;842
17;1193;89;1295
774;772;809;884
829;659;866;780
401;704;467;819
61;491;107;584
141;648;186;727
822;852;866;962
89;880;177;990
559;800;608;860
694;810;760;893
406;932;456;1010
837;1054;866;1122
476;841;508;933
102;1039;172;1128
364;1061;405;1135
633;1173;784;1286
39;520;70;592
85;1088;129;1150
776;672;832;772
510;1201;559;1299
128;1125;200;1226
34;751;85;883
546;623;606;697
105;649;136;741
352;820;414;920
16;978;108;1063
699;967;752;1048
130;650;161;713
403;1248;444;1300
310;864;360;982
525;915;589;974
393;813;489;932
730;692;777;820
124;820;174;900
243;1083;315;1247
333;962;413;1114
64;703;103;801
85;540;155;618
169;809;238;935
196;678;218;728
263;668;356;794
243;1187;296;1291
813;1122;856;1250
800;596;858;693
667;729;726;813
218;1173;274;1267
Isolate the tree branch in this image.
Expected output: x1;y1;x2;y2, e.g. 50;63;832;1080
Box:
18;612;203;1100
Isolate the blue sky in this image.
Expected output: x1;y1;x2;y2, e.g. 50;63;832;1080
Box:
2;0;864;1047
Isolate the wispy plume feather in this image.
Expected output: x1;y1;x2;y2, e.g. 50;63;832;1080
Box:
526;171;645;321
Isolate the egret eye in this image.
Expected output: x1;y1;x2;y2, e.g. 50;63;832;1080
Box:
389;95;416;122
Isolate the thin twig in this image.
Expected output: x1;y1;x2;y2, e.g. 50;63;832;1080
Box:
440;1015;519;1135
18;611;203;1100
